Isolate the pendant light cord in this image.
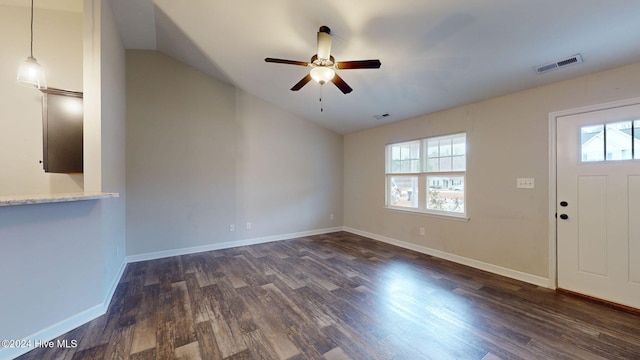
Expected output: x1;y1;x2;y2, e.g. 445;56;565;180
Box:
30;0;34;57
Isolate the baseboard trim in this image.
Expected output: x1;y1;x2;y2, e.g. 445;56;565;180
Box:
103;259;128;311
0;304;106;360
126;227;344;263
343;227;550;288
0;259;127;360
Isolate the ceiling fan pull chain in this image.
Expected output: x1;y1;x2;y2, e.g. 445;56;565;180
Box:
320;85;324;112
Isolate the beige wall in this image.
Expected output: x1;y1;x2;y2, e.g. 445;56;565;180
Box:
344;61;640;279
126;51;343;256
0;5;83;195
0;1;126;357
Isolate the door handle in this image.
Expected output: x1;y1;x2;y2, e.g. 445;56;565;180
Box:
560;201;568;207
559;214;569;220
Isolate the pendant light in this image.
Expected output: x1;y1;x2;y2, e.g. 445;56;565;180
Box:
17;0;47;89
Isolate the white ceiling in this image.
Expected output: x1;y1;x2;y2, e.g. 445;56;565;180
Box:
110;0;640;134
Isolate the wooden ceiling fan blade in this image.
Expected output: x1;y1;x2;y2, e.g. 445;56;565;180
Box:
331;73;353;94
265;58;309;66
317;26;332;60
335;59;382;69
291;74;313;91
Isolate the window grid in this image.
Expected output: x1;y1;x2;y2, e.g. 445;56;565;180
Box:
581;120;640;162
386;133;466;217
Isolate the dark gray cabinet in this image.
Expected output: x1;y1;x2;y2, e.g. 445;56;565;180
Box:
41;88;83;173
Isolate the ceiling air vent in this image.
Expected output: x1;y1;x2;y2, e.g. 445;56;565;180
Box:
535;54;583;74
373;113;390;120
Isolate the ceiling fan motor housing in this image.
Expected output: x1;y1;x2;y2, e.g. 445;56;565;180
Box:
311;54;335;67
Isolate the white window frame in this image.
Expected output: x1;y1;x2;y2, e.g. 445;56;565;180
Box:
385;133;468;219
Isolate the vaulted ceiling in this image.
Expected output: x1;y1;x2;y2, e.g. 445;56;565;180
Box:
109;0;640;134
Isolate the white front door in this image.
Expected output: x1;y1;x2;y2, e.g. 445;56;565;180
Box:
557;103;640;309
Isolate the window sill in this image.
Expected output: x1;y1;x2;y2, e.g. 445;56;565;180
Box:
0;192;119;207
384;206;470;222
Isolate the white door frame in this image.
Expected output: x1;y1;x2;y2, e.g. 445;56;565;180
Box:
548;96;640;289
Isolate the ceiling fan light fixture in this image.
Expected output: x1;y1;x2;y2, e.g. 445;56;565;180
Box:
310;66;335;84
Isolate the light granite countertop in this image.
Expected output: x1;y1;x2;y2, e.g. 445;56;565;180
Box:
0;192;119;207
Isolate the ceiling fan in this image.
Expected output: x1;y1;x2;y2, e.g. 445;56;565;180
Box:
265;26;382;94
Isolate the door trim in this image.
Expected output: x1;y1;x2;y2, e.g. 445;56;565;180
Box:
548;96;640;290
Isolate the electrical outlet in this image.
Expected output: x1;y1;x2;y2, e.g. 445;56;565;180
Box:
330;213;334;220
516;178;535;189
419;227;425;236
246;222;252;230
229;224;235;232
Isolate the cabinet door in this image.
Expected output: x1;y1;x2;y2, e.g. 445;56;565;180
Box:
42;89;83;173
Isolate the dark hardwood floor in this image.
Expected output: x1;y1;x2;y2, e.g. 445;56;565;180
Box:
16;231;640;359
